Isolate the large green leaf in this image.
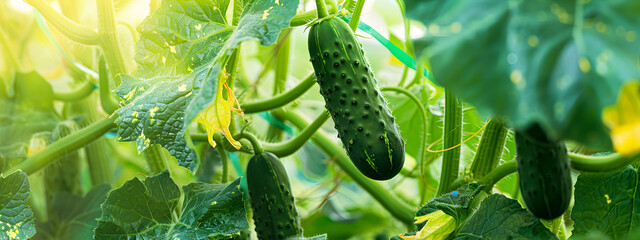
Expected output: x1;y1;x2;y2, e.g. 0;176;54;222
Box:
94;171;249;239
571;166;640;239
115;71;206;171
454;194;555;239
414;182;485;229
115;0;299;172
405;0;640;149
34;184;111;240
184;0;301;124
0;170;36;239
134;0;232;78
0;72;58;159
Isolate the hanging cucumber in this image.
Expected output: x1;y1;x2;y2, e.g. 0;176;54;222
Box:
307;16;405;180
515;124;572;220
247;152;302;239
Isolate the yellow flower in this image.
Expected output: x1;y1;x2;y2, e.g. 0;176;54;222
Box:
603;81;640;156
194;71;245;149
399;210;456;240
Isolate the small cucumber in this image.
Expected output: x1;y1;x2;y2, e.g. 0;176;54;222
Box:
515;124;572;220
308;16;405;180
247;152;302;239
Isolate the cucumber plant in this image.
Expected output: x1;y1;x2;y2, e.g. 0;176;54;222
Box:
2;0;639;239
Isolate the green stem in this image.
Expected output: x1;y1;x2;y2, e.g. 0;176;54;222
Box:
450;152;639;191
142;145;170;175
240;132;264;154
23;0;99;45
263;110;331;157
266;32;291;141
380;87;428;188
342;0;356;12
569;152;638;172
217;146;229;183
193;133;254;154
52;80;94;101
99;56;119;113
289;10;317;27
394;0;415;87
348;0;365;32
315;0;330;18
479;161;517;188
4;117;116;175
275;109;415;226
436;90;462;196
469;118;508;178
226;46;241;89
273;30;290;96
241;73;315;113
226;46;241;134
405;58;424;89
398;67;409;88
289;0;347;27
97;0;127;77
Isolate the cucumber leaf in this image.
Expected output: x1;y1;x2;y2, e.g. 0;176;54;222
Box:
34;184;111;240
94;171;248;239
571;166;640;239
115;0;299;172
454;194;555;239
414;182;485;229
0;72;58;160
404;0;640;149
0;170;36;239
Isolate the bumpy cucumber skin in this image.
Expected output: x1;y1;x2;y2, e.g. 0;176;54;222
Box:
515;124;572;220
247;152;302;239
308;17;404;180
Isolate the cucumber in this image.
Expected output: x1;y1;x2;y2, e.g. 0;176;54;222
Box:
247;152;302;239
308;16;405;180
515;124;572;220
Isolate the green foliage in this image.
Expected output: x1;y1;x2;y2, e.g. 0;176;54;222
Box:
116;0;298;171
34;184;111;240
114;0;300;172
94;171;249;239
414;182;485;230
405;0;640;149
0;72;58;160
5;0;640;238
0;170;35;239
571;166;640;239
454;194;556;239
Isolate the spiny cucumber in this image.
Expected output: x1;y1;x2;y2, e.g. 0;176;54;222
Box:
247;152;302;239
307;16;405;180
515;124;572;220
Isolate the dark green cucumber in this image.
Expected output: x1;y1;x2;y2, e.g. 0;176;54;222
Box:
515;124;572;220
308;17;404;180
247;152;302;239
